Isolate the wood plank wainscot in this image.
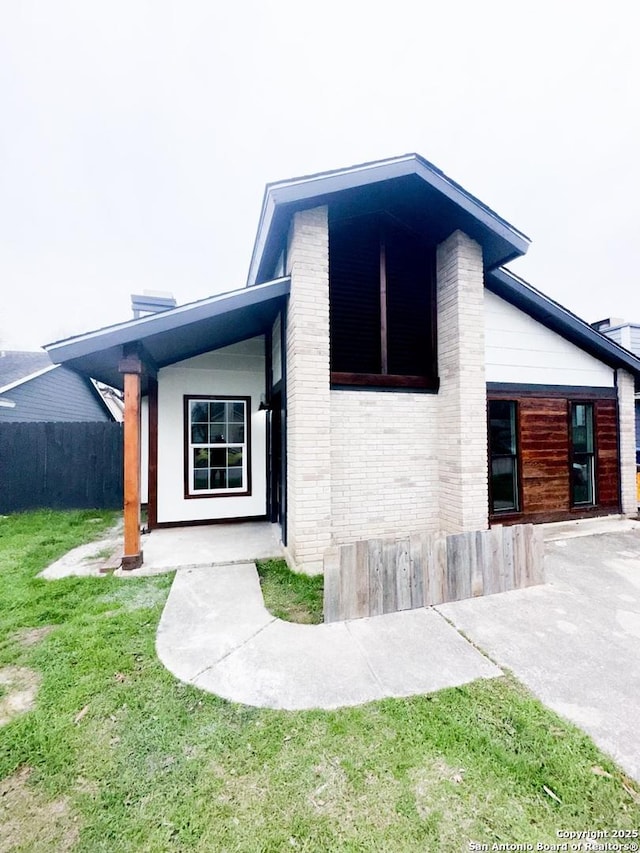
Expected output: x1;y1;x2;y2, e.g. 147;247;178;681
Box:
323;525;544;623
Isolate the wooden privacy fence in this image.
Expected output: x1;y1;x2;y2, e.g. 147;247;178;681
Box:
323;524;545;623
0;421;123;514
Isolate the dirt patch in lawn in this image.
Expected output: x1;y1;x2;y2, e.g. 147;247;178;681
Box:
11;625;54;648
0;766;80;852
0;666;40;726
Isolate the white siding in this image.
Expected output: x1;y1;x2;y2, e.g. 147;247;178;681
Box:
156;337;266;523
485;290;614;387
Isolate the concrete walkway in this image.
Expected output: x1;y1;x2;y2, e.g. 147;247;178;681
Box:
438;523;640;783
156;562;501;710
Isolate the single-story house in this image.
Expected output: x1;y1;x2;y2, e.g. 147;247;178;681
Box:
45;154;640;571
0;350;116;423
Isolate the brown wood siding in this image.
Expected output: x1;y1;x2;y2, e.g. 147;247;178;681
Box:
519;398;570;514
594;399;619;507
489;393;621;525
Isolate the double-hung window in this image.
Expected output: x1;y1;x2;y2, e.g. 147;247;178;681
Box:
488;400;519;513
570;402;595;506
185;396;250;497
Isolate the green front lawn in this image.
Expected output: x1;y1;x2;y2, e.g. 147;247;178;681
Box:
0;509;638;852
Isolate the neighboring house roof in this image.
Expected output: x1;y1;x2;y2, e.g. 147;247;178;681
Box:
45;276;291;391
0;351;115;423
0;350;53;388
248;153;531;286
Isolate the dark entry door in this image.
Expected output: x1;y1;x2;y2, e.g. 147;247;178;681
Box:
269;390;283;524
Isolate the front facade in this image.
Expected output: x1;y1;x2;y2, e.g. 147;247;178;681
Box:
45;155;640;571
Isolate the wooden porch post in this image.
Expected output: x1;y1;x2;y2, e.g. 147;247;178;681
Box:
119;351;143;570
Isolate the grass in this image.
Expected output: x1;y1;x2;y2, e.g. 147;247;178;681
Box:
256;558;324;624
1;509;639;852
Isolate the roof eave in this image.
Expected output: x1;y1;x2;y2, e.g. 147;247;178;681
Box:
45;277;290;364
487;267;640;378
247;154;530;286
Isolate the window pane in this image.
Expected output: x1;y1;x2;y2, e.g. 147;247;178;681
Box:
209;425;226;443
209;447;226;467
193;449;209;468
230;402;245;423
210;402;225;423
227;447;243;467
193;469;209;490
191;424;208;444
227;423;245;443
572;454;594;504
571;404;593;453
489;400;516;455
191;402;209;423
210;469;226;489
491;456;517;512
227;468;243;488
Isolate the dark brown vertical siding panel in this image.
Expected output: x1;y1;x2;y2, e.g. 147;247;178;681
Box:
147;378;159;529
518;398;570;515
595;399;620;507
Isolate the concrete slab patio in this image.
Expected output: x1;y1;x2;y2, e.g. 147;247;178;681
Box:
39;520;283;579
156;562;501;711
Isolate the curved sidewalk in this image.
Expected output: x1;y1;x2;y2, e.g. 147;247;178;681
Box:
156;562;501;710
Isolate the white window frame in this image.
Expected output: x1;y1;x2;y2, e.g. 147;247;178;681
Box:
184;395;251;498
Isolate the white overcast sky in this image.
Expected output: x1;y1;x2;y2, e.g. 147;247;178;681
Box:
1;1;638;351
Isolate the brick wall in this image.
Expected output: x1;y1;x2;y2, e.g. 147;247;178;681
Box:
330;391;440;544
284;213;490;572
436;230;488;533
617;368;637;514
285;206;332;572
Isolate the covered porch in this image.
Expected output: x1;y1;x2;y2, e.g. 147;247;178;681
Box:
44;278;290;570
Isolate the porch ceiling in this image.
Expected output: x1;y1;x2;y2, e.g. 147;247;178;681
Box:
45;277;290;392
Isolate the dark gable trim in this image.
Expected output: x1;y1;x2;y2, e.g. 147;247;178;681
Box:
46;277;291;361
487;383;617;400
248;154;530;286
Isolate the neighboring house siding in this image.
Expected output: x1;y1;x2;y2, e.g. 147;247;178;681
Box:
0;366;111;422
330;391;440;544
156;337;266;524
484;290;615;387
630;326;640;354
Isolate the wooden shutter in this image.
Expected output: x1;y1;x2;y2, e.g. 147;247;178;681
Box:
385;225;434;377
329;215;380;374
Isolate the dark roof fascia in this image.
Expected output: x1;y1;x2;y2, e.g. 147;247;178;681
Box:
45;277;291;364
487;267;640;378
247;153;531;286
